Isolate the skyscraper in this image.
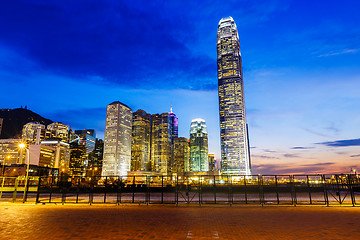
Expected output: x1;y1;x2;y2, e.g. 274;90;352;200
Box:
217;17;251;175
173;137;190;173
131;109;152;171
151;111;178;174
102;101;132;177
190;119;209;172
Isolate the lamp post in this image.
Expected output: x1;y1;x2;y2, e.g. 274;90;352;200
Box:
19;143;30;203
1;155;10;176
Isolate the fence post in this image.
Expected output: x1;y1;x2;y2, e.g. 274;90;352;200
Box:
199;176;202;206
132;176;135;204
228;175;232;206
348;175;355;207
244;176;248;204
213;175;216;204
275;176;279;205
176;175;179;206
36;177;42;204
258;175;263;206
76;177;80;203
161;176;164;204
12;177;19;202
0;177;5;200
307;175;312;205
291;175;296;206
104;176;108;203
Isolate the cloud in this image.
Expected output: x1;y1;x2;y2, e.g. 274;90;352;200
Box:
300;127;329;137
318;49;359;57
316;138;360;147
251;155;279;159
291;146;314;149
350;154;360;158
283;153;300;158
0;1;216;90
252;162;336;175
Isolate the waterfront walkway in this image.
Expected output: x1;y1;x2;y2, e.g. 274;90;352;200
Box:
0;204;359;239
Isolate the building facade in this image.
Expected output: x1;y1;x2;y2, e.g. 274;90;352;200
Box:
102;101;132;177
73;129;96;155
47;122;70;143
151;111;178;174
190;119;209;172
217;16;251;175
0;118;3;136
131;110;152;171
173;137;190;173
22;122;46;144
208;153;216;171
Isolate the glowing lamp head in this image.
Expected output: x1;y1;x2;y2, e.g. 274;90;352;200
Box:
19;143;26;149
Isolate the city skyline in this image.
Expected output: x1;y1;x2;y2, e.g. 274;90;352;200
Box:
0;1;359;174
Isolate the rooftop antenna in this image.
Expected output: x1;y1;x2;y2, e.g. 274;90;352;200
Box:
170;105;173;113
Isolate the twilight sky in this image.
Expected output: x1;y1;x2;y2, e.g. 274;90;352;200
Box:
0;0;359;174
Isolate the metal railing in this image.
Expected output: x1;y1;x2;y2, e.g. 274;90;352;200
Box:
1;174;359;206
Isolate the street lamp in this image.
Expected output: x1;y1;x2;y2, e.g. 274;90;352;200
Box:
19;143;30;203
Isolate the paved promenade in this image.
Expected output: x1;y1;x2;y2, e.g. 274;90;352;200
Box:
0;204;359;239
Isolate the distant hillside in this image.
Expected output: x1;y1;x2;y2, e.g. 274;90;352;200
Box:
0;108;53;139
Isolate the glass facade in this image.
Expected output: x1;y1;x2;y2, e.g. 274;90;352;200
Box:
47;122;70;143
173;137;190;173
217;17;251;175
190;118;209;172
74;129;96;155
22;122;46;144
151;111;178;174
208;153;216;171
0;118;3;136
102;101;132;177
131;110;152;171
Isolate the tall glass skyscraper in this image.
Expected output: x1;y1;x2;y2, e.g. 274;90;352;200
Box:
131;109;152;171
217;17;251;175
102;101;132;177
190;118;209;172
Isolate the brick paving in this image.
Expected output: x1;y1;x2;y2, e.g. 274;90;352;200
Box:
0;204;360;239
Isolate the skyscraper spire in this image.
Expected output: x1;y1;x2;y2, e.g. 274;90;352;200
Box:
217;16;251;175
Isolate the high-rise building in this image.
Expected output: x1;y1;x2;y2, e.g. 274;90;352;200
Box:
69;141;86;176
173;137;190;173
151;111;178;174
217;16;251;175
190;119;209;172
87;138;104;176
74;129;96;155
131;110;152;171
0;118;3;136
102;101;132;177
208;153;216;171
47;122;70;143
22;122;46;144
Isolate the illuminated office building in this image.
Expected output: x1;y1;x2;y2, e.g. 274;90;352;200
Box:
29;140;70;172
217;16;251;175
208;153;216;171
0;118;3;136
0;139;23;166
131;110;152;171
151;111;178;174
87;138;104;176
74;129;96;155
190;119;209;172
173;137;190;173
47;122;70;143
102;101;132;177
69;141;86;176
22;122;46;144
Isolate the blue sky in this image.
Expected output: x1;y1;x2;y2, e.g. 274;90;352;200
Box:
1;0;359;174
